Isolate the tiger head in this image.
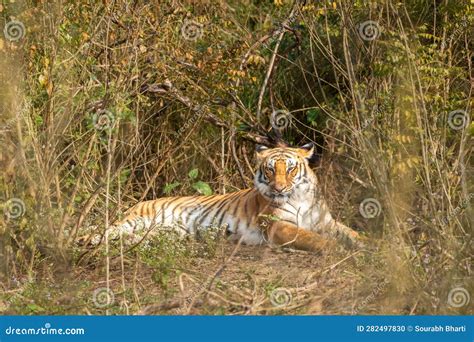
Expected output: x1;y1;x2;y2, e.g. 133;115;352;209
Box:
254;143;318;203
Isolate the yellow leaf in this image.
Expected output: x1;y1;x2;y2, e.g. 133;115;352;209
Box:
38;74;47;86
81;32;89;42
247;54;265;66
46;81;53;97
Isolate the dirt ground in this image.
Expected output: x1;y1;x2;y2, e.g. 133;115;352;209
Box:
2;236;471;315
2;237;394;315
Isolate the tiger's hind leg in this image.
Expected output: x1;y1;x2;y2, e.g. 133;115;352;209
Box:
266;221;334;252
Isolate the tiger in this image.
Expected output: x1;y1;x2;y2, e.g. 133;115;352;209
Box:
99;143;362;252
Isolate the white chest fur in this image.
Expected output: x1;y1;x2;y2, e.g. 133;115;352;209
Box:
272;179;333;232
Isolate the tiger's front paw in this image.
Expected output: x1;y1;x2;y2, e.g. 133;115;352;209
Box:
344;230;368;249
331;222;366;249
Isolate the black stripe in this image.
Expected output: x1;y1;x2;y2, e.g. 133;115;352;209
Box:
216;193;240;227
297;178;308;185
232;195;243;217
244;192;250;218
196;194;232;226
171;196;198;222
161;201;166;222
188;197;221;228
178;197;204;221
255;195;261;217
278;153;295;159
216;193;242;227
184;196;217;226
232;218;241;234
160;197;182;222
196;201;221;226
257;170;267;184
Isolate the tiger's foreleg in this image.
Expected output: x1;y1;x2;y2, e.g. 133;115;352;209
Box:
266;221;334;252
324;220;365;249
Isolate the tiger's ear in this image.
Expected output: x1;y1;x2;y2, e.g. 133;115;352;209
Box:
255;145;269;161
299;142;318;163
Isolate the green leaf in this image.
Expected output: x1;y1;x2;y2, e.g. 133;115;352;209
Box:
192;181;213;196
120;168;131;184
237;122;251;131
34;115;44;127
188;168;199;179
163;182;181;195
27;304;45;313
306;108;320;126
258;214;281;221
469;122;474;136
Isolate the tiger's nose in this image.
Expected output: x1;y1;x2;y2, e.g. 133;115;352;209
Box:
274;183;286;193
